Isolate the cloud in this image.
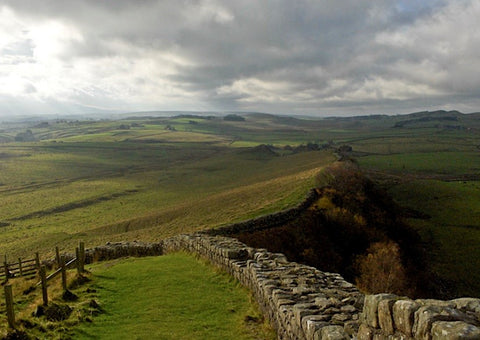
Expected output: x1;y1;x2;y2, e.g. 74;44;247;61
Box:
0;0;479;117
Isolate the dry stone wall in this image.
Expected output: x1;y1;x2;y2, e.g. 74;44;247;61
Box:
79;234;480;339
205;188;319;236
84;241;163;263
162;233;363;340
81;234;362;339
359;294;480;339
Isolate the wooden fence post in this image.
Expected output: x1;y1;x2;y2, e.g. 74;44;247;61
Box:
18;258;23;277
35;252;40;270
3;262;10;282
4;259;9;281
79;242;85;273
76;247;81;275
60;255;67;291
55;246;60;268
40;266;48;306
4;284;15;329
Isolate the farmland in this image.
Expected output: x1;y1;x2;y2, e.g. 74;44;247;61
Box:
1;110;480;298
0;114;336;260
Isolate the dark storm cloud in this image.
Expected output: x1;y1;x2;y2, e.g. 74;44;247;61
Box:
1;0;479;116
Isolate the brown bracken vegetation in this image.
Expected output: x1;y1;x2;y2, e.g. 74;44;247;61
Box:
235;161;436;298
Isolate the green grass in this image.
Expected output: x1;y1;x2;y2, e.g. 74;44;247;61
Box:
0;148;334;259
343;121;480;297
3;111;480;299
74;253;275;340
358;151;480;175
388;180;480;296
0;115;336;260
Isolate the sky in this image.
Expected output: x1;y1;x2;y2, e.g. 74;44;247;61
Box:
0;0;479;117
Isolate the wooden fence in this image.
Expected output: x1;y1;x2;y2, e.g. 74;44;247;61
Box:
0;254;39;280
1;242;86;330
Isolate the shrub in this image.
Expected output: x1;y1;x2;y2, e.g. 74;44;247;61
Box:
355;241;410;295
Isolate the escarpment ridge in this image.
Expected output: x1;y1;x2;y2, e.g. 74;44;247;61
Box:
26;179;480;339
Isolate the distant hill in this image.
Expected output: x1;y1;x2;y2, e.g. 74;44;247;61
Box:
392;110;480;129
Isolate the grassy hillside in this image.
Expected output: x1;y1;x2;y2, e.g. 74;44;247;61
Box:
0;115;336;260
347;112;480;297
388;180;480;297
1;110;480;298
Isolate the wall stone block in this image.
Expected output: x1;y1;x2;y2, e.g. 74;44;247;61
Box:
364;294;397;329
431;321;480;340
378;297;398;335
393;299;420;337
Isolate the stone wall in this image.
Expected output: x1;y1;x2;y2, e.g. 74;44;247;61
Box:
160;233;362;339
80;234;480;339
84;241;163;263
359;294;480;339
80;234;361;339
204;188;319;236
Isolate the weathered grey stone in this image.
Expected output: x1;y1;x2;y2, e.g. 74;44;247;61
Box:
414;305;464;340
271;253;289;263
316;298;336;311
393;299;420;337
372;334;388;340
357;323;374;340
302;315;330;339
344;320;360;336
364;294;398;329
276;299;296;307
416;299;456;309
452;298;480;315
331;313;351;324
341;297;356;304
337;280;355;289
310;293;328;300
272;290;293;306
355;295;366;309
293;284;316;295
324;307;341;315
318;325;349;340
431;321;480;340
389;335;409;340
225;248;249;260
341;304;357;314
293;303;319;326
378;298;398;335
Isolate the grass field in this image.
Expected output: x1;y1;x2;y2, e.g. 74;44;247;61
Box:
73;253;274;340
1;110;480;298
388;180;480;296
349;113;480;297
0;115;336;260
358;151;480;175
